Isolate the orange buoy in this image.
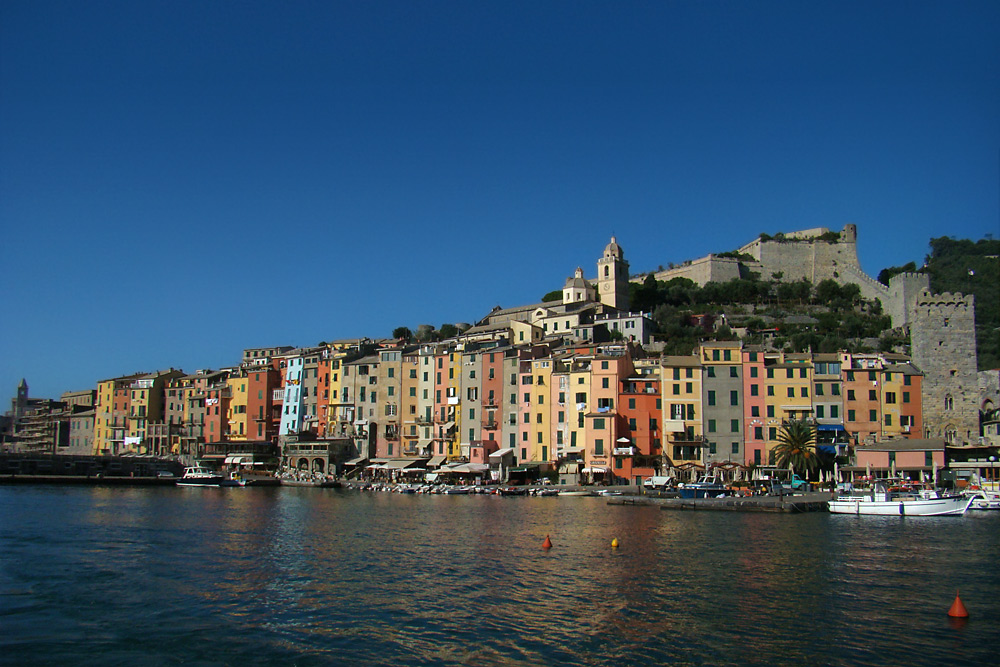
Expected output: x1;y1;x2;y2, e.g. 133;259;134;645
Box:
948;591;969;618
611;538;619;548
542;535;552;549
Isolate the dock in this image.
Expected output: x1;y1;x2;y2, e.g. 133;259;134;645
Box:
607;491;833;512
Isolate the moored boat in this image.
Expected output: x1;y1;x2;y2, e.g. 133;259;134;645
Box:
677;474;728;499
828;482;973;516
963;489;1000;510
176;466;224;487
220;471;247;487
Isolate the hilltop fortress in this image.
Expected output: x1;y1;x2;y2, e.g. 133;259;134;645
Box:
638;225;930;329
635;224;980;443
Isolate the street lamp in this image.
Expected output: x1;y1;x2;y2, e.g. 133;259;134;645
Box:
990;456;997;492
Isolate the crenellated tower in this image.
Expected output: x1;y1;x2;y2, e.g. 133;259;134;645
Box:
909;290;979;445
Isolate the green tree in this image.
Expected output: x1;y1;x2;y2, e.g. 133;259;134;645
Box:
438;323;458;339
392;327;413;341
541;290;562;302
771;420;819;477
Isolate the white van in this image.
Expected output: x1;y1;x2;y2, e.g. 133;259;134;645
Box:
643;476;674;491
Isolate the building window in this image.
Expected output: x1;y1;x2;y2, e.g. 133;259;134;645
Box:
707;391;716;406
708;419;716;433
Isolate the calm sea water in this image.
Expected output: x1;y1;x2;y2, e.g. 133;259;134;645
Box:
1;486;997;666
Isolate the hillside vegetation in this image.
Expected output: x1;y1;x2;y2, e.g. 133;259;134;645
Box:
628;274;894;357
627;235;998;369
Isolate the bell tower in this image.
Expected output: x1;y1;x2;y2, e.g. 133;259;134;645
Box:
597;236;629;310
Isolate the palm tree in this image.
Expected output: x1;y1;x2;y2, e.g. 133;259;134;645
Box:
772;420;819;477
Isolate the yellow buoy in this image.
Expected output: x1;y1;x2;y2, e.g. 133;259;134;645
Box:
611;537;619;548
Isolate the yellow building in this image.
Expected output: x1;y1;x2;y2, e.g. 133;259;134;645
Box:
660;355;704;469
521;357;555;463
92;378;116;454
226;374;249;441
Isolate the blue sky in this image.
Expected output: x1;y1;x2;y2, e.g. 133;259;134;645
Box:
2;1;998;401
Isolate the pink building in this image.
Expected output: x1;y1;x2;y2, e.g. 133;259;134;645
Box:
851;438;946;482
742;348;767;466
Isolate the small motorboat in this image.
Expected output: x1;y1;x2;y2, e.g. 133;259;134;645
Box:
220;471;247;487
677;475;728;499
176;466;224;487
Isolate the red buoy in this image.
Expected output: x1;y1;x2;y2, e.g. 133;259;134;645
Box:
948;591;969;618
542;534;552;549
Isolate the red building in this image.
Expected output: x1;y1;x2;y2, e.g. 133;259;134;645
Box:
615;374;662;484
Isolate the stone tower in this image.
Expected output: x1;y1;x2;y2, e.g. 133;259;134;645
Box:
909;290;979;445
597;237;630;310
12;379;28;420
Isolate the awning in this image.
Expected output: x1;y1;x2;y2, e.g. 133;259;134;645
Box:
489;447;515;458
582;466;610;473
385;459;424;470
224;455;253;464
440;421;456;432
344;456;368;466
427;455;447;467
817;424;846;431
441;463;489;474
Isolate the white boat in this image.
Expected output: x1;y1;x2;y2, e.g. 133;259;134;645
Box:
176;466;224;487
828;482;973;516
964;489;1000;510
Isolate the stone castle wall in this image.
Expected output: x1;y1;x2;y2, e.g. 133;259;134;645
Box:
643;255;745;286
909;290;980;445
637;224;927;328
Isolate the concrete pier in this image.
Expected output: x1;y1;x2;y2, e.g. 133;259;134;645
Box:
607;492;834;512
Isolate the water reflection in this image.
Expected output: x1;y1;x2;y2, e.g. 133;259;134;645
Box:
1;487;999;666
